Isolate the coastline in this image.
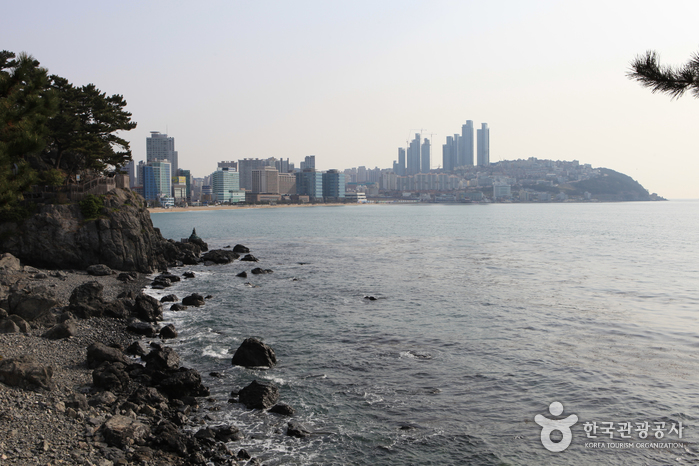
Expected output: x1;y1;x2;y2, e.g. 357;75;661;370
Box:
148;202;353;213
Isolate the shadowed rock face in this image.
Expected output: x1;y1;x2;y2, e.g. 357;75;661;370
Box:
0;189;168;273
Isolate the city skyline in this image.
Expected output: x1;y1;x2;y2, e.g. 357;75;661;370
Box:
5;1;699;197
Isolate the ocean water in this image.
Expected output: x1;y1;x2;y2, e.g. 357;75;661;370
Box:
150;201;699;465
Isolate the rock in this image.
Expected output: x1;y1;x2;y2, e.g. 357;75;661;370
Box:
0;318;20;334
42;320;77;339
250;268;273;274
7;286;60;321
142;346;180;370
101;415;149;448
159;324;178;340
65;393;89;411
134;293;163;322
188;228;208;252
364;295;377;301
286;421;311;438
0;188;169;273
51;270;67;279
170;303;187;311
157;368;209;398
0;308;7;319
270;403;295;416
0;355;53;390
160;294;178;303
33;272;48;279
68;281;105;318
92;362;130;392
89;391;118;407
86;342;131;369
233;245;250;254
151;420;188;456
240;254;258;262
212;425;243;442
181;293;205;307
127;320;159;337
125;341;149;356
117;272;137;282
87;264;113;276
236;271;247;278
58;311;75;322
182;271;195;279
201;249;239;264
7;314;30;333
129;386;168;407
238;380;279;410
151;277;171;288
237;449;251;460
0;253;22;273
231;337;277;368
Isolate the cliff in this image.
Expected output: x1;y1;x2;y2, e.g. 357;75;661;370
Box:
0;189;168;273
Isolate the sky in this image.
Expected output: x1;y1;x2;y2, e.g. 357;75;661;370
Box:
4;0;699;198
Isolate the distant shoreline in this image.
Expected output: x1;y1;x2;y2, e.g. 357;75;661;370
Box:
148;203;355;213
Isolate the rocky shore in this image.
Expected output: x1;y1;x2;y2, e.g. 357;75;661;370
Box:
0;254;267;465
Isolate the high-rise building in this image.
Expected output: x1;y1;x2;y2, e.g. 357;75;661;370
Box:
143;160;171;202
461;120;474;166
477;123;490;166
146;132;178;175
296;168;323;200
124;160;136;188
251;166;280;193
211;167;244;203
238;158;272;191
300;155;316;170
278;173;296;195
178;169;191;202
397;148;406;176
322;169;345;199
421;138;431;174
442;136;458;172
218;161;237;170
407;133;421;175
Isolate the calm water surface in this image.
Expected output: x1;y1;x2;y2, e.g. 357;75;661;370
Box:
150;201;699;465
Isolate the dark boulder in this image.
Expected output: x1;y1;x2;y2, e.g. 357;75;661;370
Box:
151;277;172;288
188;228;208;252
170;303;187;311
87;342;131;369
201;249;239;264
68;281;106;318
182;271;195;279
134;293;163;322
236;271;247;278
117;272;137;282
101;415;150;448
250;268;273;275
212;425;243;442
157;368;209;398
286;421;311;438
129;386;168;407
233;244;250;254
240;254;258;262
87;264;113;276
0;318;20;334
125;341;149;356
182;293;205;307
159;324;178;340
238;380;279;410
8;315;30;333
231;337;277;368
151;420;188;456
160;294;178;303
92;362;130;392
42;320;77;339
270;403;295;416
8;286;60;322
0;355;53;390
127;320;159;337
143;346;180;371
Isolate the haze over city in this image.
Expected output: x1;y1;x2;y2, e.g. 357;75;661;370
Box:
4;0;699;198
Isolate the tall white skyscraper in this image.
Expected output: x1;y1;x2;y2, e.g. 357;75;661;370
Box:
461;120;474;166
146;131;178;175
421;138;431;173
477;123;490;166
407;133;421;175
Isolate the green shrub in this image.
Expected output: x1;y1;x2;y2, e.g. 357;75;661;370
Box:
80;194;104;219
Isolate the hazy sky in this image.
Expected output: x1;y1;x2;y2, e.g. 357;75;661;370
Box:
4;1;699;198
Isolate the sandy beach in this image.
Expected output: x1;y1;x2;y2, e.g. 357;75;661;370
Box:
148;202;355;214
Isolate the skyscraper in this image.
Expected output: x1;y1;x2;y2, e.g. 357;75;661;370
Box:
300;155;316;170
442;136;456;172
421;138;431;174
296;169;323;200
396;148;406;176
461;120;474;166
143;160;171;202
322;169;346;199
407;133;421;175
146;132;178;175
477;123;490;166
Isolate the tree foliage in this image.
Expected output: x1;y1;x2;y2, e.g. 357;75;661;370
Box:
0;50;136;213
628;50;699;99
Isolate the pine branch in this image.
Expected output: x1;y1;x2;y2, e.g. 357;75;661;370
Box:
628;50;699;99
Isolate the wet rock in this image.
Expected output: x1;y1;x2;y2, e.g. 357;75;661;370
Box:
183;271;195;279
201;250;239;264
188;228;208;252
126;320;159;337
364;295;377;301
160;294;178;303
159;324;178;340
151;420;188;456
182;293;205;307
286;421;311;438
212;425;243;442
240;254;258;262
42;320;77;339
117;271;137;282
270;403;295;416
170;303;187;311
87;264;114;276
125;341;149;356
231;337;277;368
238;380;279;410
0;355;53;390
134;293;163;322
101;415;149;448
157;368;209;398
143;346;180;370
233;245;250;254
250;268;273;275
237;449;251;460
236;271;247;278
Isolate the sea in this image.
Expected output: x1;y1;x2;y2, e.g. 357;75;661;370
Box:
149;201;699;465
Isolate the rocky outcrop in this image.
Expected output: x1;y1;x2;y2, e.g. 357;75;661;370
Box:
201;249;239;264
0;355;54;390
0;189;168;273
232;337;277;368
238;380;279;410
